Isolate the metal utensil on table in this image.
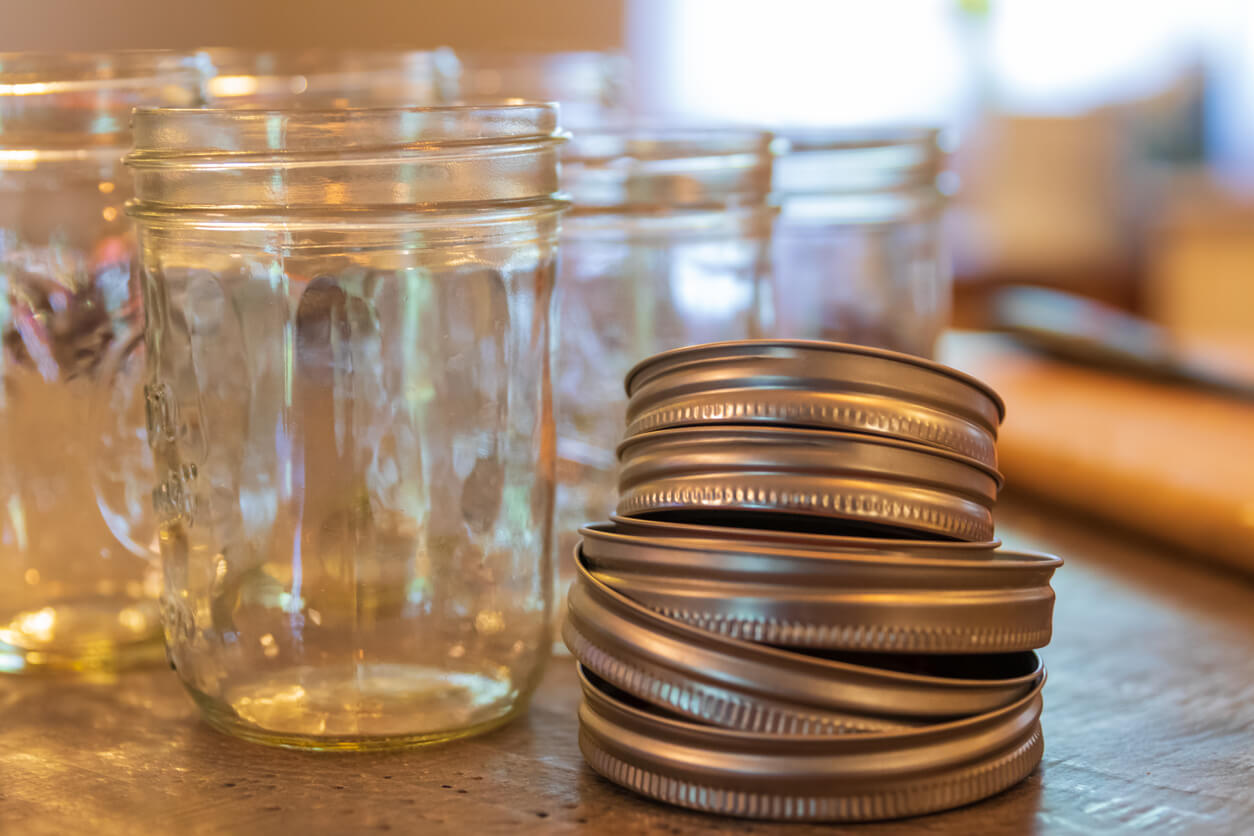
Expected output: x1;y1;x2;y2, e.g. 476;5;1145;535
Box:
990;285;1254;400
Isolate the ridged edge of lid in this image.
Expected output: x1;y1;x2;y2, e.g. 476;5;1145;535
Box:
623;339;1006;422
583;523;1050;572
643;605;1050;654
565;550;1044;721
581;526;1058;652
606;513;1002;555
562;616;909;735
616;426;1000;542
577;665;1044;822
579;725;1042;822
616;425;1004;485
624;388;997;468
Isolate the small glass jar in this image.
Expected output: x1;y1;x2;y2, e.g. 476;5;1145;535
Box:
126;105;567;749
199;48;460;107
554;129;775;611
771;128;951;358
453;51;630;128
0;51;201;673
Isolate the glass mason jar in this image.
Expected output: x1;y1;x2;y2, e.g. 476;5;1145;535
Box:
771;128;951;358
453;51;630;129
0;51;201;673
126;105;567;749
554;130;774;610
199;48;460;107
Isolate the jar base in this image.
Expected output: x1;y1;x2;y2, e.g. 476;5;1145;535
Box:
0;599;165;673
188;662;534;751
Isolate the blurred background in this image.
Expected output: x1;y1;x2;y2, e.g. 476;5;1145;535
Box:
8;0;1254;330
4;0;1252;571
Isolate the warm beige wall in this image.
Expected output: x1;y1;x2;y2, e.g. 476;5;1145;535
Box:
0;0;624;51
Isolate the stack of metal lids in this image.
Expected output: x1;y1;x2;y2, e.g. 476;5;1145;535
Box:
564;339;1062;822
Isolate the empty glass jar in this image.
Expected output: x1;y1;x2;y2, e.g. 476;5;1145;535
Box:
126;105;567;749
0;51;201;673
554;129;774;609
771;128;951;358
199;48;460;107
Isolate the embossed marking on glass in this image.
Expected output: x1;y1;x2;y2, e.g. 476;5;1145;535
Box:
0;51;200;673
126;105;567;749
554;129;775;622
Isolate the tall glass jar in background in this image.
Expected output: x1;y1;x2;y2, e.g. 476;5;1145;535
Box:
772;128;951;358
555;130;775;606
199;48;460;107
127;105;566;749
453;51;630;128
0;52;201;673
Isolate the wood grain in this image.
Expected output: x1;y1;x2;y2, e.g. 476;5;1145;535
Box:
2;498;1253;835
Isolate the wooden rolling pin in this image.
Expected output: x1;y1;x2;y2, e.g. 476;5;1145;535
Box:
943;333;1254;576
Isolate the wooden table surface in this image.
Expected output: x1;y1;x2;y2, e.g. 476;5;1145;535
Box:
3;498;1253;835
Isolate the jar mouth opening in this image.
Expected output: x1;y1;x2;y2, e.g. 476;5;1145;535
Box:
128;103;564;160
773;125;950;199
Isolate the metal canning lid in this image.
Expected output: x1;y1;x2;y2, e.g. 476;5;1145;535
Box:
577;664;1045;822
616;426;1002;542
623;340;1004;469
607;513;1001;558
563;549;1043;731
581;524;1060;653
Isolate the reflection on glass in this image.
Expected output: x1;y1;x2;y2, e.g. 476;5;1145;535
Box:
0;51;201;673
199;48;460;107
129;105;565;748
554;129;775;625
771;128;952;357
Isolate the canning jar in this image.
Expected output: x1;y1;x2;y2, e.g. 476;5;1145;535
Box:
199;48;460;107
126;105;567;749
454;51;630;128
771;128;950;358
0;51;201;673
554;130;774;612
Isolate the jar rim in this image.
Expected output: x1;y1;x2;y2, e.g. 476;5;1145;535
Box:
564;127;774;161
199;46;455;72
129;102;563;160
772;125;949;200
560;126;775;210
127;104;566;210
197;46;461;107
0;50;199;91
133;101;556;118
777;125;943;154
